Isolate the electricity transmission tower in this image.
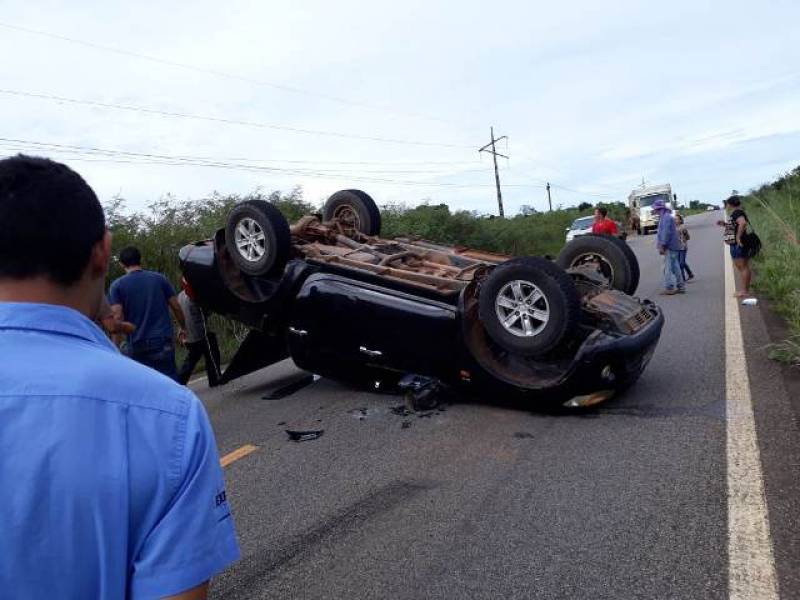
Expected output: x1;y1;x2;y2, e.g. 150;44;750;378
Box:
479;127;508;217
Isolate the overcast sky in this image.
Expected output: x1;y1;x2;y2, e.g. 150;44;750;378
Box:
2;0;799;215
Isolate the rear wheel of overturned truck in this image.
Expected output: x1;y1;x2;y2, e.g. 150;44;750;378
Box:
225;200;291;276
478;257;581;357
322;189;382;236
556;234;638;296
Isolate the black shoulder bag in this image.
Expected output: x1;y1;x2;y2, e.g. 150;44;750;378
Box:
741;216;762;258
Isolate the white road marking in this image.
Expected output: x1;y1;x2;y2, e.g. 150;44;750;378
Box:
725;245;779;599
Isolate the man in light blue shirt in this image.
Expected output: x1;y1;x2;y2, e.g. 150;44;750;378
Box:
0;155;239;598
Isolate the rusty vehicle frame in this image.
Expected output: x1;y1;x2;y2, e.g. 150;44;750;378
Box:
180;190;664;407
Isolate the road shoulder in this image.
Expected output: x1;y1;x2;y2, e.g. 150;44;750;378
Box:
739;288;800;599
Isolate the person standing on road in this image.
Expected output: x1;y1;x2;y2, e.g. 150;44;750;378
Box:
0;155;239;599
177;280;221;386
718;195;753;298
591;206;619;236
675;213;695;282
653;198;685;295
109;246;187;380
96;295;136;338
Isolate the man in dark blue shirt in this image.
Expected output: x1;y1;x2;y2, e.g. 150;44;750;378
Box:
109;247;186;379
0;154;239;598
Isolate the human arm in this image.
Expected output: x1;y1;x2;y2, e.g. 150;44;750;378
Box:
735;215;748;246
102;313;136;336
129;395;240;598
656;218;669;252
160;275;186;336
169;296;187;330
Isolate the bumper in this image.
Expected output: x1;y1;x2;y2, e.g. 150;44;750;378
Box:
568;300;664;394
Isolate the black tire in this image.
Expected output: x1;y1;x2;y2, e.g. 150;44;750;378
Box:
556;234;634;294
225;200;291;277
478;257;581;357
603;235;640;295
322;189;381;236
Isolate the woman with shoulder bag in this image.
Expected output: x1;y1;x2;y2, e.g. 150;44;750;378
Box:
717;195;760;298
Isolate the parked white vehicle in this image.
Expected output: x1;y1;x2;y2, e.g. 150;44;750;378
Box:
628;183;674;235
565;215;595;242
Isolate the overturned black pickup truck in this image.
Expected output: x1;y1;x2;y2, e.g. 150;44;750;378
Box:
179;189;663;408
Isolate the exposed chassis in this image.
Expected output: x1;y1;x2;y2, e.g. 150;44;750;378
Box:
180;194;664;407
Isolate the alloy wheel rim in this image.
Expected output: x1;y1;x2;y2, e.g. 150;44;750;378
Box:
495;279;550;337
234;217;267;262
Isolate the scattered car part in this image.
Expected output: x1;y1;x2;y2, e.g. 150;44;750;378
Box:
285;428;325;442
398;373;442;411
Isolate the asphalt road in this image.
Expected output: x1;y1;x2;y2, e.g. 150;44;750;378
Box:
196;211;800;599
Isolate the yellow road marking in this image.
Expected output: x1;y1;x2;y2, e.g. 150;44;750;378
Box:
220;444;258;468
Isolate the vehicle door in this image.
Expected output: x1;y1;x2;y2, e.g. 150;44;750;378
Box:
287;273;458;379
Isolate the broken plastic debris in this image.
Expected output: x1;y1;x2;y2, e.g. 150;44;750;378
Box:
285;428;324;442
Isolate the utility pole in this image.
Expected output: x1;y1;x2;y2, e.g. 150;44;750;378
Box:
479;127;508;217
546;182;552;212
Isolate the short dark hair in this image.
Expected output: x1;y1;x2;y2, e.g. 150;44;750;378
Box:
726;195;742;207
596;206;608;217
0;155;105;285
118;246;142;267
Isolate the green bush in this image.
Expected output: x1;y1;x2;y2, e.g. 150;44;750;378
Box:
745;166;800;365
103;190;625;367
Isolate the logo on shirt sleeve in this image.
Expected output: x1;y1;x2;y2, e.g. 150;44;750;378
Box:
215;488;231;522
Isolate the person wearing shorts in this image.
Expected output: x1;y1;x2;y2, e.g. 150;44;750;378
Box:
718;195;752;297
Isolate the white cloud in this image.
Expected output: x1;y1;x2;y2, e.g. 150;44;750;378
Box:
0;0;798;216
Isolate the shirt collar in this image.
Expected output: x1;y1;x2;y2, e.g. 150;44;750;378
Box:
0;302;118;351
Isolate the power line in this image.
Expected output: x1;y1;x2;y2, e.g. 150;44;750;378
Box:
0;20;459;126
0;137;486;177
0;89;474;149
0;137;630;199
0;137;544;189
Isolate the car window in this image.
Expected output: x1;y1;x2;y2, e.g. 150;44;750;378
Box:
638;193;669;207
570;217;594;230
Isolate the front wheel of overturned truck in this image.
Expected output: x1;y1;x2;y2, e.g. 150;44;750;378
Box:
478;257;581;357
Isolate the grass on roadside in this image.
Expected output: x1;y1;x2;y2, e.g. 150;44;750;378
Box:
745;166;800;365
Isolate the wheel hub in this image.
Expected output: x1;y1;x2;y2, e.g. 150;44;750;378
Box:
495;279;550;337
571;252;614;281
234;217;267;262
333;205;361;232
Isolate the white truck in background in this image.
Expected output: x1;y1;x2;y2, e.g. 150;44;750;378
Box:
628;183;675;235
